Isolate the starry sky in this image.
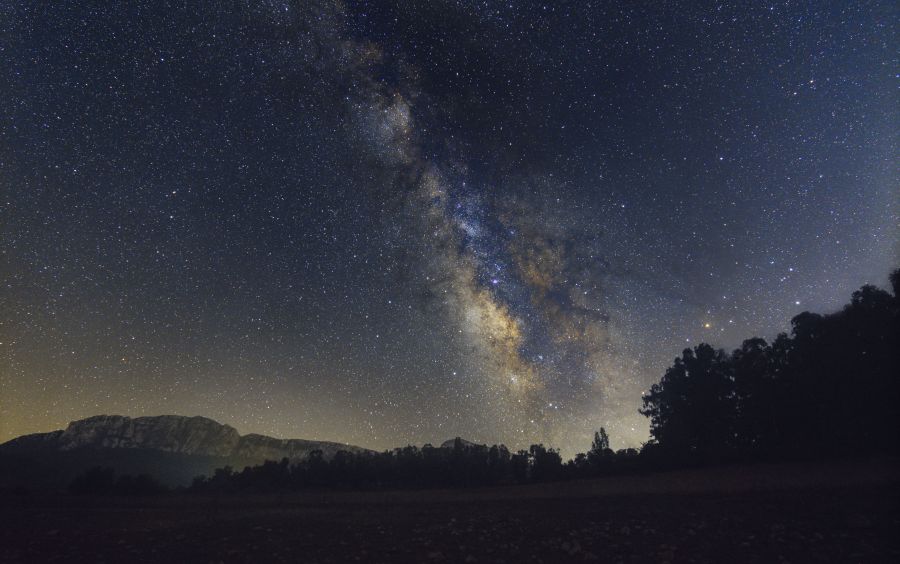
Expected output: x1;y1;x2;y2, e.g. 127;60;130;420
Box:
1;1;897;455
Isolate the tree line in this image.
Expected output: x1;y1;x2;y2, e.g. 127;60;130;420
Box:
72;269;899;494
640;269;899;463
187;433;638;493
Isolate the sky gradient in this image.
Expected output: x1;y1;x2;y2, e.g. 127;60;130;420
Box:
1;1;897;455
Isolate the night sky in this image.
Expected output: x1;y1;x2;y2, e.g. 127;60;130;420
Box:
1;1;896;455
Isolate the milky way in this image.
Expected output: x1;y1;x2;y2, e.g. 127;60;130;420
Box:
1;1;896;455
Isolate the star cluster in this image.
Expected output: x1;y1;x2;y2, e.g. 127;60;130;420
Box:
1;1;896;455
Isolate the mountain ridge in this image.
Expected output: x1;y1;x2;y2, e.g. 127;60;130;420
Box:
1;414;371;459
0;414;372;488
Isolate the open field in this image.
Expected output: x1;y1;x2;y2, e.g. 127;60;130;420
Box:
2;459;898;563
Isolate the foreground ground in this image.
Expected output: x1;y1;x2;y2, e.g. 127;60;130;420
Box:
1;459;898;563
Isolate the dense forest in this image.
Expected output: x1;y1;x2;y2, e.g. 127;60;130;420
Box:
76;269;899;494
640;270;900;463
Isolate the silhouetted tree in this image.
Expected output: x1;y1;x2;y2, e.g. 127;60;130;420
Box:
510;450;530;483
731;337;779;456
529;444;563;482
587;428;613;469
641;268;900;461
640;343;736;461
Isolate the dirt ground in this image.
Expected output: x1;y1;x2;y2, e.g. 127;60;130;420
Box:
1;459;898;563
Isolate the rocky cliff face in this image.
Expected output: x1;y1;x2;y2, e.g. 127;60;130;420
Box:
0;415;372;488
56;415;242;456
2;415;368;461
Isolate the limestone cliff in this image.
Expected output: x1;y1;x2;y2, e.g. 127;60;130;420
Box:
2;414;368;461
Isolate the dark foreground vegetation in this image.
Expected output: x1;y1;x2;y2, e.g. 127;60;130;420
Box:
4;269;896;563
181;269;899;494
2;459;897;563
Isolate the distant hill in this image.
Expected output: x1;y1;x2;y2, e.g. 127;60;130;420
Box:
0;415;371;488
439;437;482;449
